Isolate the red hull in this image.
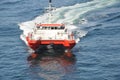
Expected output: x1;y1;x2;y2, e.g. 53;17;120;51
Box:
26;37;76;50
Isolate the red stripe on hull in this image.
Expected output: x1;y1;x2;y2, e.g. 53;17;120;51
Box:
26;37;76;50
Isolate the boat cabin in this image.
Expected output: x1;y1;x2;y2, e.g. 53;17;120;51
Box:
36;24;65;30
29;23;73;40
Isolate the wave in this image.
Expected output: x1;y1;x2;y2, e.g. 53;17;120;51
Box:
19;0;117;45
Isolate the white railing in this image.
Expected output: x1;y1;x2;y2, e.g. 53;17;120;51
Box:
29;30;75;40
32;33;74;40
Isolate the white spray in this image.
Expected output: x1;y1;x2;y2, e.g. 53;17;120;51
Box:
19;0;117;45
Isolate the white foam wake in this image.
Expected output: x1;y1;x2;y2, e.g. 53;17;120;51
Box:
19;0;117;45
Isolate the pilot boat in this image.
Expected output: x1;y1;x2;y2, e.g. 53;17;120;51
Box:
26;0;76;53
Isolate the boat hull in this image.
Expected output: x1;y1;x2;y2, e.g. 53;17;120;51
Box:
26;37;76;51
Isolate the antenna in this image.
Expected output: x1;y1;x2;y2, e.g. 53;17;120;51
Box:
48;0;54;23
48;0;52;10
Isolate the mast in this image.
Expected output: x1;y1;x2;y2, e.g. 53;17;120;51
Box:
48;0;54;23
49;0;52;9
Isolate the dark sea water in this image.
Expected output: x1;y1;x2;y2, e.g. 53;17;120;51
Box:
0;0;120;80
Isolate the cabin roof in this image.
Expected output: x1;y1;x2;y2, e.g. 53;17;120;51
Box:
36;23;64;27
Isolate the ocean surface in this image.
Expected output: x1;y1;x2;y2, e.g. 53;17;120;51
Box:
0;0;120;80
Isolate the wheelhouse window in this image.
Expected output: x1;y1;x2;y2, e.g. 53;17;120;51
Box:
36;26;65;30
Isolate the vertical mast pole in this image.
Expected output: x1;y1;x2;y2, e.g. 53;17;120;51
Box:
48;0;52;23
